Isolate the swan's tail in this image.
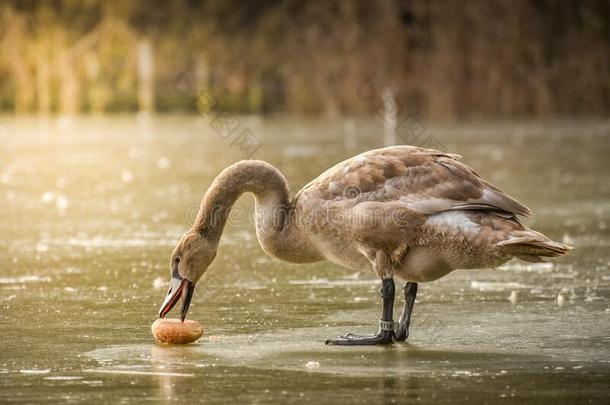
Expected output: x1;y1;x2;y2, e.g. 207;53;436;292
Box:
497;229;573;263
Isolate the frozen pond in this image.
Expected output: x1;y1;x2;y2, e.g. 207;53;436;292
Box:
0;115;609;403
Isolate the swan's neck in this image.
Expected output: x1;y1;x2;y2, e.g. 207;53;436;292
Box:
193;160;321;263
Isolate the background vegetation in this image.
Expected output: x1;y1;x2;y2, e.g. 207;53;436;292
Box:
1;0;609;119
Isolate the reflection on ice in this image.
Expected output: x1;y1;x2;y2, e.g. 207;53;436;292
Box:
83;369;193;377
470;281;530;291
508;290;519;304
156;157;171;170
289;277;376;287
48;235;177;248
499;262;554;272
85;331;563;381
20;369;51;374
153;277;168;289
0;275;51;284
43;376;83;381
2;117;609;402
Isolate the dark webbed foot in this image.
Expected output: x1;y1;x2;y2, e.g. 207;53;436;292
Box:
325;329;394;346
326;278;396;346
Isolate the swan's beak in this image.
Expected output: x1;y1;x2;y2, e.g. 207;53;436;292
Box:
158;273;195;321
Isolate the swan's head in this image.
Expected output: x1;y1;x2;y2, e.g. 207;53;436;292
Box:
158;231;217;320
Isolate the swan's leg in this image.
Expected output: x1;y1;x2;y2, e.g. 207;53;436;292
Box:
325;277;396;346
395;282;418;342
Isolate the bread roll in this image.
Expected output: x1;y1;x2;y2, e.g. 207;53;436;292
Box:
151;318;203;344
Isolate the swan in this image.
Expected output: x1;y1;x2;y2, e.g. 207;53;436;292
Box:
158;145;571;345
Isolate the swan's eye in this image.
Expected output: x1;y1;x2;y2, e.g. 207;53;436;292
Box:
174;257;180;264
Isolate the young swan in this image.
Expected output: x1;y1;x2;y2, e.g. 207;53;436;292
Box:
158;146;571;346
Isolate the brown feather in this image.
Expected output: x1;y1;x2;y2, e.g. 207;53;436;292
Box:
497;230;573;262
295;146;531;218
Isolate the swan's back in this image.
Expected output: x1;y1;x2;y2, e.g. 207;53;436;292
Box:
294;145;530;219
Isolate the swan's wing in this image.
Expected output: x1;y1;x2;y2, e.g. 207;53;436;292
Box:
295;145;530;218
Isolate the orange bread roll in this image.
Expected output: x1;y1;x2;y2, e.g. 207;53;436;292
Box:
151;318;203;344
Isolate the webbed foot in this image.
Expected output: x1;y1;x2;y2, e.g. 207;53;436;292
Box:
325;329;394;346
326;278;397;347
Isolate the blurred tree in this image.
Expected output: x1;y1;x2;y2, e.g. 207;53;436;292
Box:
0;0;607;118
